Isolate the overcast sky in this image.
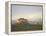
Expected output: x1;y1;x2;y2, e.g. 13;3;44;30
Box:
11;5;43;21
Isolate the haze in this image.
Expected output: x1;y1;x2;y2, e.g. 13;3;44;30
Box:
11;4;43;21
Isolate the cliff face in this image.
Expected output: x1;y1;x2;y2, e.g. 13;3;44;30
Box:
16;18;28;24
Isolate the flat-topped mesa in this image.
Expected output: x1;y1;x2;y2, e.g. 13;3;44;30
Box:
16;18;28;24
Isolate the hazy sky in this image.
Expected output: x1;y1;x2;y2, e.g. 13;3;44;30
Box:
12;5;43;21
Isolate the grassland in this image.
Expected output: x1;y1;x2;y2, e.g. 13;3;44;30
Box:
11;23;43;32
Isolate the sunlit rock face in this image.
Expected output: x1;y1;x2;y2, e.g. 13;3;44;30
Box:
16;18;28;24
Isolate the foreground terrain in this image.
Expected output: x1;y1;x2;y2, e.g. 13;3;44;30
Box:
11;23;43;32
